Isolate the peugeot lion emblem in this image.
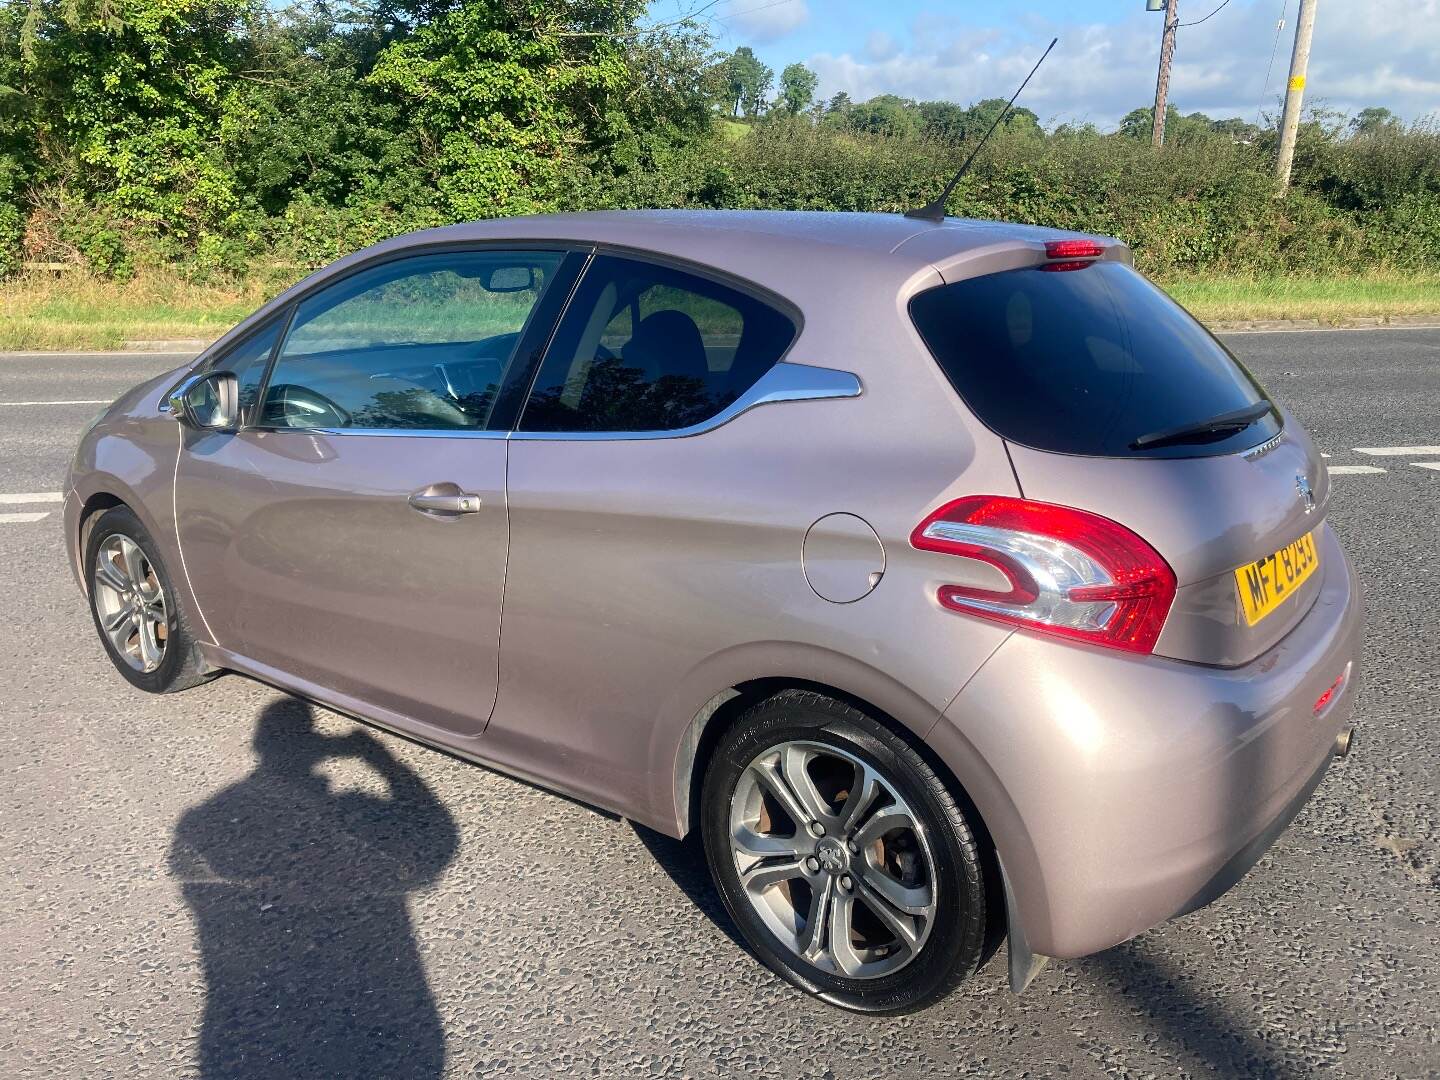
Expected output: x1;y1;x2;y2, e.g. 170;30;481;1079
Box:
1296;474;1316;513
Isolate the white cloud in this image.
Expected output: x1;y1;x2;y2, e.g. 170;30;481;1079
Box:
865;30;900;62
805;2;1440;127
722;0;810;45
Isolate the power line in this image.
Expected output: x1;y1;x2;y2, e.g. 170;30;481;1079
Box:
1256;0;1291;127
714;0;802;25
1178;0;1235;27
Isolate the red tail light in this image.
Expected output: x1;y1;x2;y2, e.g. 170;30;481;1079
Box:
1041;238;1105;272
911;496;1177;654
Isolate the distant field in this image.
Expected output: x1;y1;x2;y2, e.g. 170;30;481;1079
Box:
2;268;1437;351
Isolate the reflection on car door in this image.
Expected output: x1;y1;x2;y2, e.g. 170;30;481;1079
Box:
174;248;572;736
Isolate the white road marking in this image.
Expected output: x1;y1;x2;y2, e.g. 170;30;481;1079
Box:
1327;465;1386;474
1219;324;1440;335
0;511;50;524
0;399;112;406
1413;462;1440;472
1354;446;1440;456
0;492;63;504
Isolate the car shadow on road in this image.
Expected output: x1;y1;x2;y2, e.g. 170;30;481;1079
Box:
1081;944;1313;1079
168;698;459;1079
633;824;1311;1077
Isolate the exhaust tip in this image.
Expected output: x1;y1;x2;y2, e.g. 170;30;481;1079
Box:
1334;726;1356;759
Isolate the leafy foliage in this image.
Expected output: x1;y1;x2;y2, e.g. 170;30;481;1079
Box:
776;62;817;116
721;45;771;119
0;0;1434;283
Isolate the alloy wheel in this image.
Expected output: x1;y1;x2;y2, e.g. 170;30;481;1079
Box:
92;534;169;673
728;740;938;980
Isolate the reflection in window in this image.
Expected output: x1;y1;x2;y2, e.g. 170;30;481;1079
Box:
520;255;796;434
261;251;563;431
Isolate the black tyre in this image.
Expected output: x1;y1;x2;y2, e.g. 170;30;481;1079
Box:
85;505;216;694
700;689;993;1013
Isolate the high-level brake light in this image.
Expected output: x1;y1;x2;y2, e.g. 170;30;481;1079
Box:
1041;238;1105;272
911;496;1177;654
1044;239;1105;259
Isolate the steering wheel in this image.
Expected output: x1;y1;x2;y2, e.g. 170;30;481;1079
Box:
266;384;352;428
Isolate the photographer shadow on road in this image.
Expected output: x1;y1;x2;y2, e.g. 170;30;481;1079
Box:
169;698;459;1080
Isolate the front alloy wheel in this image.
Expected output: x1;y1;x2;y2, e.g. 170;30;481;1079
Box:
92;533;169;673
702;690;996;1013
84;505;215;694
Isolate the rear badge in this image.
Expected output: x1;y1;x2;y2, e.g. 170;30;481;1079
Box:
1296;474;1316;513
1242;431;1285;461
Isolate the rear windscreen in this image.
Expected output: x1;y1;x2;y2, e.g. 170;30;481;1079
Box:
909;261;1279;458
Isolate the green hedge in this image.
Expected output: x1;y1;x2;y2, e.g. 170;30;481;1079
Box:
574;119;1440;278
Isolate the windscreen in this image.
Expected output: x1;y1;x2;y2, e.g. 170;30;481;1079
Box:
909;261;1279;458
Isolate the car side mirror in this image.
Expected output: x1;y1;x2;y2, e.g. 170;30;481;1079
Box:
168;370;240;432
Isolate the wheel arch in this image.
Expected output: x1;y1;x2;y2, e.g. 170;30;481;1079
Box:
75;491;128;592
671;671;1010;965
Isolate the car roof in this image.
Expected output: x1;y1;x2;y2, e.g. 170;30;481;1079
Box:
202;210;1122;365
384;209;1087;276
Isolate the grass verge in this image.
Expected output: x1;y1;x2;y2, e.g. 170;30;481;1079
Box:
0;271;270;351
1166;272;1440;324
2;269;1438;352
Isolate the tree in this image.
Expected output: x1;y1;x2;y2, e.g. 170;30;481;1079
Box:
8;0;259;244
1352;106;1399;136
962;97;1041;139
843;94;919;137
1210;116;1262;143
1119;104;1182;140
917;100;968;142
777;62;817;115
724;46;772;118
370;1;709;219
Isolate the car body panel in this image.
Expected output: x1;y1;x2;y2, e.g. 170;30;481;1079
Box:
173;428;509;734
65;367;194;607
494;260;1023;829
62;210;1365;974
932;523;1360;958
1006;409;1330;666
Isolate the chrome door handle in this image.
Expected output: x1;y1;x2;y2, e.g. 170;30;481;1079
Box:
408;491;482;514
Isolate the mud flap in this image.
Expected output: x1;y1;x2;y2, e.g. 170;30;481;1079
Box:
999;856;1050;993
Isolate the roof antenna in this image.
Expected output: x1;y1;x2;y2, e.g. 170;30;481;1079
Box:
904;37;1059;223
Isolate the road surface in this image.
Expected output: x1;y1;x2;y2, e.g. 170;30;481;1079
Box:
1;329;1437;1078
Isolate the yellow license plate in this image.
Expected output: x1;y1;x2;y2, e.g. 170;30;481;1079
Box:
1235;530;1321;626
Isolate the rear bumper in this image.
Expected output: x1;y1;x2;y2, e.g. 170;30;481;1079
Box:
934;523;1363;959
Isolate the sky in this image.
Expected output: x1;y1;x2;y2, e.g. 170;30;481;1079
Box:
648;0;1440;129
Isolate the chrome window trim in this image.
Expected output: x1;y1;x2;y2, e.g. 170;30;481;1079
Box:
252;362;861;441
509;361;861;442
265;426;511;440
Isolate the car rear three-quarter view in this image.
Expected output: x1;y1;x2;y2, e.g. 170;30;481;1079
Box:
63;210;1362;1014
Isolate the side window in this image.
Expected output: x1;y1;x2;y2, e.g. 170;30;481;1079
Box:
260;250;564;431
207;318;283;424
519;254;797;433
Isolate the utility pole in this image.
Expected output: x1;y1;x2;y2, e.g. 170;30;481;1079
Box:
1275;0;1318;190
1150;0;1179;147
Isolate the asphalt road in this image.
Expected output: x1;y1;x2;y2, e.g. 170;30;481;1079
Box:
1;331;1437;1079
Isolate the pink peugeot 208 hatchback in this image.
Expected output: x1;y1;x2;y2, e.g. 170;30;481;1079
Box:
65;211;1361;1012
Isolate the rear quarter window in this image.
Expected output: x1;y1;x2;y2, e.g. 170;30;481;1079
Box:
909;261;1279;458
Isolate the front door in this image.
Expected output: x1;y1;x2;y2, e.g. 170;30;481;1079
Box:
175;248;570;735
